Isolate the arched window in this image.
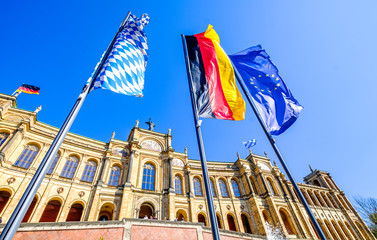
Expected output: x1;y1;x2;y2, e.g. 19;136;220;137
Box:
227;214;237;231
142;163;155;190
193;177;202;196
22;196;37;222
66;203;84;222
210;179;216;197
175;175;182;194
81;161;97;182
108;166;120;186
231;179;241;197
279;209;295;235
241;214;253;233
198;213;207;226
0;191;11;214
217;214;223;229
60;156;79;179
47;153;60;174
250;176;260;195
267;178;277;195
218;179;229;197
39;200;61;222
15;144;39;169
0;132;9;147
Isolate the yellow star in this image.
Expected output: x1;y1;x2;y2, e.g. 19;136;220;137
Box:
268;90;272;93
276;83;280;87
274;87;277;90
250;82;254;84
272;74;275;78
276;77;279;81
266;74;269;77
255;86;258;88
261;89;265;92
258;75;262;77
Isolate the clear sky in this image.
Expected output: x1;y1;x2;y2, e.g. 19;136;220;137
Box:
1;0;377;204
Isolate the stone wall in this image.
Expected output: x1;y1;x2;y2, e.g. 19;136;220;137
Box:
2;219;267;240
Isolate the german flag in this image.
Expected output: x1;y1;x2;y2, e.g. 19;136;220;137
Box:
17;84;40;94
184;25;245;120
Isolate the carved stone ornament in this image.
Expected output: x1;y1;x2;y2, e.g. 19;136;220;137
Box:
7;177;15;184
57;187;64;194
226;205;231;210
240;205;244;209
199;204;203;209
78;191;85;198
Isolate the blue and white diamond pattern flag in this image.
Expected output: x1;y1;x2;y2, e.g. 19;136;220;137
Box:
90;14;150;96
243;139;257;149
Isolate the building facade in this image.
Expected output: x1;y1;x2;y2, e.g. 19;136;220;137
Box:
0;93;374;239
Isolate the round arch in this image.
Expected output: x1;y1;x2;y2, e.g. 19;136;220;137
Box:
278;208;296;235
176;209;187;221
66;202;84;222
226;212;238;231
230;178;242;197
138;202;155;219
262;210;273;226
218;177;230;197
266;177;278;195
139;137;165;151
98;202;115;221
0;189;12;215
39;198;63;222
216;212;224;229
240;213;253;234
197;211;207;226
22;195;39;223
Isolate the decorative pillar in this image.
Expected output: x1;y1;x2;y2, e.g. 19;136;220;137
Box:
168;157;174;191
244;173;253;195
125;150;135;187
275;174;287;197
258;173;269;195
98;157;109;185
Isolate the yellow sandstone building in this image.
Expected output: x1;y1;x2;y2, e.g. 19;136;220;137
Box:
0;93;374;240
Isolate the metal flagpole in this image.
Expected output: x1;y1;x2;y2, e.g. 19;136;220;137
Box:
0;11;132;240
181;34;221;240
231;63;327;240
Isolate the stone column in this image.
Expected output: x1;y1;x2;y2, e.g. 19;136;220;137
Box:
125;150;135;187
186;170;193;196
244;173;253;195
168;157;174;191
98;157;109;185
258;172;269;195
275;174;287;197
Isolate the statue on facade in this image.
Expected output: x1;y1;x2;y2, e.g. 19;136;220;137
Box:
145;118;156;131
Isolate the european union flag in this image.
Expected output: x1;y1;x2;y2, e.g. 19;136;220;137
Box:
229;45;303;135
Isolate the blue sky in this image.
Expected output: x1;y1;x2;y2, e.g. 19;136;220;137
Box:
1;0;377;204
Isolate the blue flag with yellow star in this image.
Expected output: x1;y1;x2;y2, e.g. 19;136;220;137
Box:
229;45;303;135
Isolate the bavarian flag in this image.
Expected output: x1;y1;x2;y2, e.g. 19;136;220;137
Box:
16;84;40;94
184;25;245;120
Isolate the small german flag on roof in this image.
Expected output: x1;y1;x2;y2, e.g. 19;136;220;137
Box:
17;84;40;94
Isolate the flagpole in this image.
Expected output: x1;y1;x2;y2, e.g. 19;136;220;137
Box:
231;63;327;240
181;34;221;240
0;11;131;240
